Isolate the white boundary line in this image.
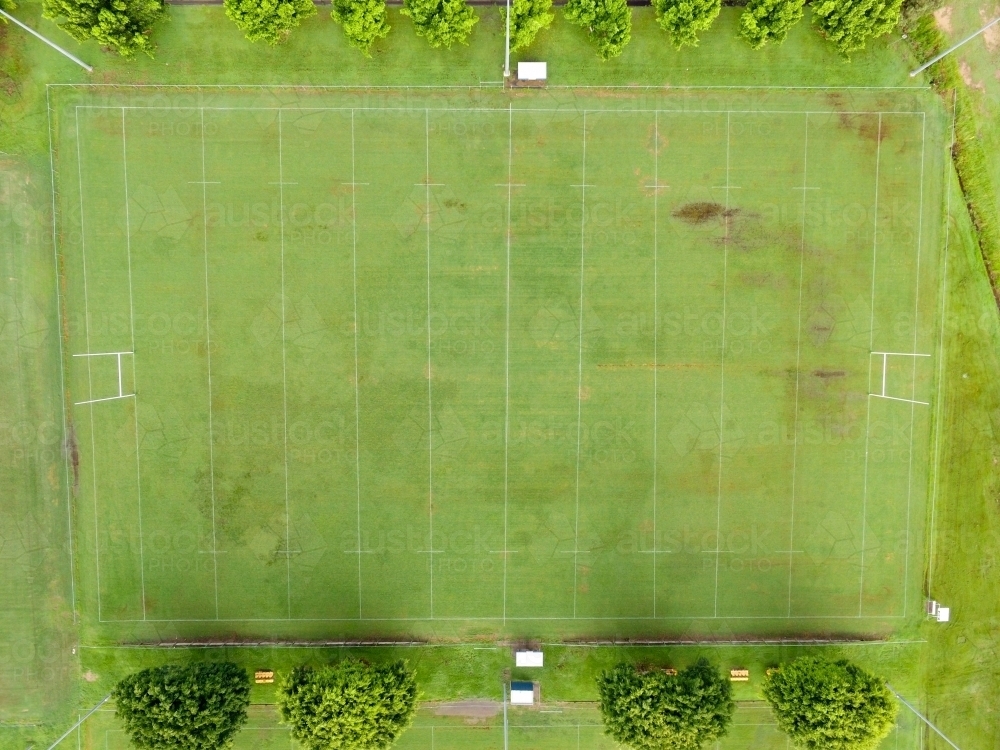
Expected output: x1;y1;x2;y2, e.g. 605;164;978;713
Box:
651;110;659;618
786;113;809;617
349;110;364;619
49;82;930;89
572;111;588;619
712;112;732;618
120;108;147;620
859;113;883;617
425;108;436;618
276;109;293;617
97;613;910;623
199;108;221;620
502;104;513;624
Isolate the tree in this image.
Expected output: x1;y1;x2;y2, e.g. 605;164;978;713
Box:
652;0;720;49
277;659;418;750
112;663;251;750
812;0;903;57
500;0;553;52
401;0;477;49
223;0;316;45
597;659;735;750
42;0;164;58
332;0;390;55
564;0;631;60
738;0;804;49
762;657;897;750
0;0;16;19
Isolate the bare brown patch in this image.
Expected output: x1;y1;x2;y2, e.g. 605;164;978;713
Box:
960;60;986;91
579;386;591;401
83;671;99;683
982;8;1000;50
432;701;502;720
67;423;80;494
934;6;953;33
812;369;846;378
672;202;731;224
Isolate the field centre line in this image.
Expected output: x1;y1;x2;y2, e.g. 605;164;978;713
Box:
652;110;660;618
276;109;293;617
120;108;148;620
45;87;77;619
859;113;883;617
712;112;732;618
786;113;810;617
425;108;436;618
199;108;221;619
350;110;364;619
74;107;104;621
572;111;588;619
503;104;513;624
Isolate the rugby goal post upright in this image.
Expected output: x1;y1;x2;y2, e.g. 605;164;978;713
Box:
503;0;511;79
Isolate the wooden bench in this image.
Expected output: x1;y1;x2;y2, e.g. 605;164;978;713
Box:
254;670;275;684
729;669;750;682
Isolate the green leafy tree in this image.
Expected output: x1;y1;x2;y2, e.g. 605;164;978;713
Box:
652;0;720;49
762;657;897;750
42;0;164;58
812;0;903;56
112;663;251;750
332;0;389;54
500;0;553;52
277;659;418;750
738;0;804;49
401;0;477;48
597;659;735;750
0;0;17;19
564;0;631;60
224;0;316;44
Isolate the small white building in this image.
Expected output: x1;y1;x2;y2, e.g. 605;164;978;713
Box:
515;650;543;667
517;62;547;82
510;681;535;705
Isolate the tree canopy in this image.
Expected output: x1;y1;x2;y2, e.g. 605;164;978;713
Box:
597;659;735;750
652;0;720;49
401;0;478;48
564;0;631;60
223;0;316;44
42;0;164;57
112;663;251;750
277;659;418;750
762;657;897;750
738;0;804;49
500;0;554;53
812;0;903;56
331;0;390;54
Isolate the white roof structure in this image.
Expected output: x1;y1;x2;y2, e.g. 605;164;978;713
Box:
515;650;543;667
936;606;951;622
510;681;535;705
517;62;547;81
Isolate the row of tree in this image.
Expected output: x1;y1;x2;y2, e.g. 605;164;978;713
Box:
109;655;895;750
35;0;902;60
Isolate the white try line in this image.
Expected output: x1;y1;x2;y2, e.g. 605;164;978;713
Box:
651;110;660;618
502;104;513;624
349;109;364;619
276;109;293;618
572;111;588;619
425;108;436;618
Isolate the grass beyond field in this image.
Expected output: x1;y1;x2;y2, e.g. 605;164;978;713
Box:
51;86;944;641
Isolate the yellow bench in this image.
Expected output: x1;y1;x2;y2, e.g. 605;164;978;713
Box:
729;669;750;682
255;670;275;684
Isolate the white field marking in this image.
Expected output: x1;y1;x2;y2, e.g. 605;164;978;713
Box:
786;113;810;617
350;110;364;619
121;108;148;620
425;108;436;618
75;107;103;620
503;104;513;624
199;108;221;619
870;394;930;406
652;110;659;617
276;109;292;617
74;394;135;406
928;92;959;596
871;351;932;357
859;113;883;617
97;612;911;623
46;86;77;619
572;111;588;619
72;350;133;357
712;112;732;618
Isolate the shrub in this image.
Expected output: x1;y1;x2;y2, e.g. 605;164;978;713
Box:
597;659;735;750
738;0;804;48
762;657;897;750
112;663;251;750
652;0;720;49
500;0;553;52
277;659;418;750
42;0;164;58
401;0;477;48
224;0;316;45
812;0;903;56
332;0;390;54
564;0;631;60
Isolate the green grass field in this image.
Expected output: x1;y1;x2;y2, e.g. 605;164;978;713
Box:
49;85;944;640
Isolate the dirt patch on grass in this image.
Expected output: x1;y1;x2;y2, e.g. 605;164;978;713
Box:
838;113;892;143
934;5;953;33
431;701;502;719
960;60;985;91
672;202;738;224
812;369;846;378
982;7;1000;50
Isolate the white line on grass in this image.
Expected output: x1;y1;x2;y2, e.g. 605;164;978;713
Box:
53;83;929;90
276;109;292;618
120;108;147;620
572;111;588;619
503;104;513;624
858;113;883;617
712;113;732;618
425;108;436;618
96;612;911;623
350;110;364;619
74;107;102;621
651;110;659;618
786;113;809;617
199;108;221;619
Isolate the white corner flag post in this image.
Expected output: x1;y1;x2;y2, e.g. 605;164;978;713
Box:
0;9;92;72
503;0;511;80
910;15;1000;77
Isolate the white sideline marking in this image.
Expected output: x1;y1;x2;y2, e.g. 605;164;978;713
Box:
349;110;364;619
870;394;930;406
425;109;436;618
73;350;133;357
651;111;660;617
74;394;135;406
502;104;513;624
572;112;588;619
276;109;292;618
